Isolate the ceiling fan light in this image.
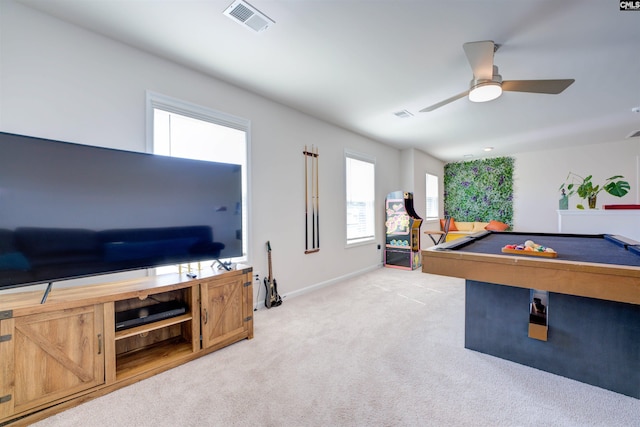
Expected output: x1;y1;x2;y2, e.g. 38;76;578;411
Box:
469;82;502;103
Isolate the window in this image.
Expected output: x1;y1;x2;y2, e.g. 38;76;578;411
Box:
425;173;439;220
146;91;250;267
345;151;375;245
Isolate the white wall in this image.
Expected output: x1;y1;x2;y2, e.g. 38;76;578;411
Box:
0;1;412;299
400;148;445;249
512;139;640;232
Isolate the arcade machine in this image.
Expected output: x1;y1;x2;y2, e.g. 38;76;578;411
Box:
384;191;423;270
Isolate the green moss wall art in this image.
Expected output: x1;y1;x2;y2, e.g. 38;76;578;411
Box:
444;157;514;226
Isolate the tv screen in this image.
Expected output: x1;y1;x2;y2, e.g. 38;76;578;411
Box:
0;131;243;290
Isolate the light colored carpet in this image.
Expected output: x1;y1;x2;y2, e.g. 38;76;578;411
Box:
33;268;639;426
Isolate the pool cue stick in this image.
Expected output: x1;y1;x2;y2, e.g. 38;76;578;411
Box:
304;145;308;251
311;145;316;249
315;146;319;249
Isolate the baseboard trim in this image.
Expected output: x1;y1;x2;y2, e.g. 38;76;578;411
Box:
255;263;382;310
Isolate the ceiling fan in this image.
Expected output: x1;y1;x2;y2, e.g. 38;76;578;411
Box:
420;40;575;112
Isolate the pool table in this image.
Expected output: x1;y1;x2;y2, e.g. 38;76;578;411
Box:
422;231;640;398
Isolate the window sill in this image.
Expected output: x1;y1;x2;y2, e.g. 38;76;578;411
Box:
345;238;376;248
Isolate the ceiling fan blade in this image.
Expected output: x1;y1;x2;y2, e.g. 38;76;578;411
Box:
463;40;495;80
420;90;469;112
502;79;575;94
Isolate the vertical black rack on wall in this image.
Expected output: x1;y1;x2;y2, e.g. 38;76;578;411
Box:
303;145;319;254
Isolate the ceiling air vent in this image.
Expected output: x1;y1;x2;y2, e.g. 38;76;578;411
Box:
627;130;640;138
224;0;274;33
393;110;414;119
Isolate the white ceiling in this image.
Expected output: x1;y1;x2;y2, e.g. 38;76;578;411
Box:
18;0;640;162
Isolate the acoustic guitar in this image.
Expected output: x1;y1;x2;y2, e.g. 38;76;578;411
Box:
264;241;282;308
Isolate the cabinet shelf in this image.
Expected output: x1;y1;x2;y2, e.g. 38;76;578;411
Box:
115;336;193;381
114;313;193;340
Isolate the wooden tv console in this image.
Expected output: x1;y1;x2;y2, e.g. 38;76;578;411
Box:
0;267;253;426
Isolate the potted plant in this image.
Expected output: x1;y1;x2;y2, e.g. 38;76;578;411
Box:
559;172;630;209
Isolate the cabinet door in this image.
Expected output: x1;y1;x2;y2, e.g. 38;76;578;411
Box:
201;274;250;349
0;304;104;418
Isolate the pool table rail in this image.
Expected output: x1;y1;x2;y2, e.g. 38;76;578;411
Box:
422;247;640;305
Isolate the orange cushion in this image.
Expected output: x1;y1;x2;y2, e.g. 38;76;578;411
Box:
485;220;509;231
440;218;458;231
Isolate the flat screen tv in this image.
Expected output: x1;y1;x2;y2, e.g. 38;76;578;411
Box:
0;131;243;291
